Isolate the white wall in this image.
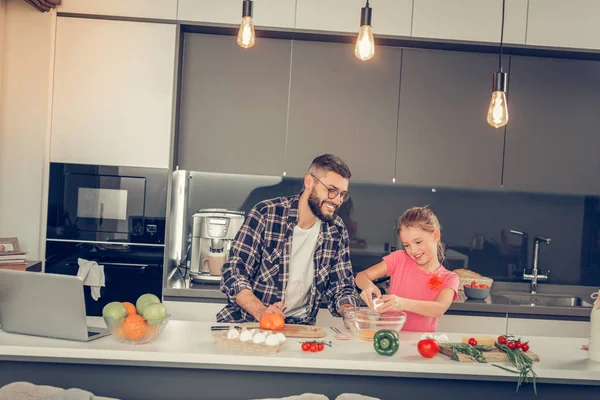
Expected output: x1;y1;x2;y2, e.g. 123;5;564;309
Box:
0;0;55;261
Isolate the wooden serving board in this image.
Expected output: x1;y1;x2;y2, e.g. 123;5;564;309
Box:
439;344;540;363
242;323;326;338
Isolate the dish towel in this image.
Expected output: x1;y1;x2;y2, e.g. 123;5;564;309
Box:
77;258;106;301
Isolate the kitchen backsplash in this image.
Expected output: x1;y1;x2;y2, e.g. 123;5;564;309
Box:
186;171;600;287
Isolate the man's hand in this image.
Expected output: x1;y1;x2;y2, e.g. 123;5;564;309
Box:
24;0;61;13
261;302;284;320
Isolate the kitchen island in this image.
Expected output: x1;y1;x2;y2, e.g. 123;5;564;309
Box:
1;312;600;399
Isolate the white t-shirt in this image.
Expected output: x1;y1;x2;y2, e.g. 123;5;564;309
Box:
284;220;321;318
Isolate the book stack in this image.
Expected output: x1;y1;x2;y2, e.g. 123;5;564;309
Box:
0;251;27;270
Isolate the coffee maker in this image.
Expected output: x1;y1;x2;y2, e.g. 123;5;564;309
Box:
189;209;245;283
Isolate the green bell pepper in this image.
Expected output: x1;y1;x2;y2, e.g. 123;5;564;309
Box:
373;330;399;356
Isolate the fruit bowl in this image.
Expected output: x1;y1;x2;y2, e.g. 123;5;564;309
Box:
343;308;406;341
103;314;170;344
463;286;491;300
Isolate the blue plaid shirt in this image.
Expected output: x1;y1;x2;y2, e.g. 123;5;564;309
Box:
217;195;360;325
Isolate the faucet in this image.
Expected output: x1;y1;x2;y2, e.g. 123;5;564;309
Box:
509;230;528;276
522;236;551;294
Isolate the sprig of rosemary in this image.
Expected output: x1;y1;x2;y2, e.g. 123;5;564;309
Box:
443;343;495;363
493;343;537;395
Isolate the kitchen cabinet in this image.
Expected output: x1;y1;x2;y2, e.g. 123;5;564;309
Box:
50;17;176;168
177;34;291;176
59;0;178;20
177;0;295;29
503;56;600;195
395;48;505;189
295;0;412;37
526;0;600;51
412;0;527;44
285;41;402;183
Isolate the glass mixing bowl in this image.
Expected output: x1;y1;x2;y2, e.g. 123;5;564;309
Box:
344;308;407;341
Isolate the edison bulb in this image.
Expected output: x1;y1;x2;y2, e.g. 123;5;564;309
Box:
237;16;255;49
487;90;509;128
355;25;375;61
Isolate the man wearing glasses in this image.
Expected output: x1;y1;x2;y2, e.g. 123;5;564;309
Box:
218;154;360;325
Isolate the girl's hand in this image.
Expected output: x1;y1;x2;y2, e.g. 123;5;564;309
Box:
359;285;382;310
378;294;408;313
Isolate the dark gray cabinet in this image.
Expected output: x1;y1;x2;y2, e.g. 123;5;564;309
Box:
503;56;600;195
285;41;402;183
395;49;505;189
177;34;291;176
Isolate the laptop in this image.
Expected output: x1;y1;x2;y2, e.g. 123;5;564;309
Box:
0;269;110;342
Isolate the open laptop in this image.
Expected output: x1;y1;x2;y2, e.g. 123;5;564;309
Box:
0;269;110;342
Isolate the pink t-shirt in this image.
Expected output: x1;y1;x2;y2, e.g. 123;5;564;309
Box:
382;250;459;332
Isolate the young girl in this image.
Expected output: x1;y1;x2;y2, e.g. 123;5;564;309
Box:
355;207;459;332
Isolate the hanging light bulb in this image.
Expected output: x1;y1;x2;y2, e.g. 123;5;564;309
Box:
487;0;509;129
487;71;509;128
355;1;375;61
237;0;255;49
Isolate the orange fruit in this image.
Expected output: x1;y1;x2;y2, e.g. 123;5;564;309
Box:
122;302;137;316
259;313;285;331
122;314;149;341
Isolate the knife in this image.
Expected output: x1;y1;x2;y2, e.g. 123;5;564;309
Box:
211;325;241;331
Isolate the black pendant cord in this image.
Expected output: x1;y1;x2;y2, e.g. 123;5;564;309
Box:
499;0;506;71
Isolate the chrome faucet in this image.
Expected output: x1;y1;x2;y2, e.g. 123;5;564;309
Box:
522;236;551;294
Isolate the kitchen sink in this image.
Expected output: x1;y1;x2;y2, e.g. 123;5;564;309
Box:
496;292;583;307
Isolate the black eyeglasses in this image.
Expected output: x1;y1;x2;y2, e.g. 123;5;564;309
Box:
311;174;350;202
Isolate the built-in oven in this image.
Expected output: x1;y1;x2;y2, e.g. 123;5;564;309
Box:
45;162;169;316
46;162;168;244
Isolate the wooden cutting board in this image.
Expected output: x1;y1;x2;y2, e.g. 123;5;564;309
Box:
439;344;540;363
242;323;326;338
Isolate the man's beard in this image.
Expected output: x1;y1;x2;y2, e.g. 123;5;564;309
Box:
308;188;337;222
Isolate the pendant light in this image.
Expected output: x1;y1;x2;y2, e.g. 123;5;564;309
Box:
237;0;256;49
355;1;375;61
486;0;509;128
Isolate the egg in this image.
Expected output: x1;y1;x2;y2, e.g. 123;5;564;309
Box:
239;329;253;342
265;334;280;347
226;327;240;340
275;332;286;343
252;332;266;344
373;298;383;310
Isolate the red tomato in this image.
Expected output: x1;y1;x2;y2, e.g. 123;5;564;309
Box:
309;344;318;352
497;336;508;345
515;341;523;350
507;341;516;350
471;280;478;288
521;343;530;352
417;339;440;358
317;343;324;352
468;338;478;346
301;342;310;352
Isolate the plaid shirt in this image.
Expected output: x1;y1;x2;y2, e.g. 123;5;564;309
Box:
217;195;360;325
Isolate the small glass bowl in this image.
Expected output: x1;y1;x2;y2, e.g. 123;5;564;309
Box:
344;308;406;341
103;315;170;345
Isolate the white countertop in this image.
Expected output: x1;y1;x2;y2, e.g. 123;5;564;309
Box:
1;312;599;386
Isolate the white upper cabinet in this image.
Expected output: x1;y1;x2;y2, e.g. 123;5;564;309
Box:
177;0;296;28
59;0;178;20
412;0;527;44
50;17;176;168
527;0;600;50
295;0;412;36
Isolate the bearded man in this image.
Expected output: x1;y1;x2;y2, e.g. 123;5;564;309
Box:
217;154;360;325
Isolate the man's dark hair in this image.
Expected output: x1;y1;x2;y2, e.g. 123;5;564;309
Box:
308;154;351;179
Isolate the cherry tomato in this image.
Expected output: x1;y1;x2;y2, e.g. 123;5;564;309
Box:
417;339;440;358
515;341;523;350
309;344;318;352
521;343;530;352
468;338;478;346
471;280;478;288
317;343;324;352
497;336;508;345
301;342;311;351
507;341;516;350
